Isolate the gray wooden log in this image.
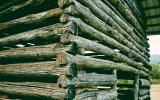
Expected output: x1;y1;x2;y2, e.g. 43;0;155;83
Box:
65;1;149;61
139;89;150;96
139;94;150;100
58;0;73;8
60;33;149;73
0;43;76;64
0;82;67;100
134;74;139;100
56;52;149;76
0;61;72;79
77;0;148;55
107;0;144;35
96;0;148;47
139;79;151;88
0;22;77;47
0;0;58;22
74;89;117;100
60;15;151;70
58;73;117;88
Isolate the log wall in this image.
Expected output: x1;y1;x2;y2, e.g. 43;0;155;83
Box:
0;0;151;100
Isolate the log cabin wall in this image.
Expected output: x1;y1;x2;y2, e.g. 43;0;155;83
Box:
0;0;151;100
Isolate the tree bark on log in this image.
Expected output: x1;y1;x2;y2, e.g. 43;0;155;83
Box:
60;33;149;73
139;88;150;96
74;89;117;100
64;1;149;61
139;79;151;88
60;15;151;70
0;22;76;47
58;73;117;88
0;0;58;22
0;43;76;64
0;82;67;100
0;61;72;81
107;0;144;35
77;0;148;54
56;52;149;76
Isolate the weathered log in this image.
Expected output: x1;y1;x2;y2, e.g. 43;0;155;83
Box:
58;0;73;8
58;73;117;88
65;2;149;60
139;79;151;88
107;0;144;35
134;74;139;100
0;82;68;100
74;89;117;100
60;33;149;73
60;15;151;70
0;0;58;22
0;43;76;64
139;89;150;96
56;52;149;76
0;22;77;47
139;94;150;100
77;0;148;55
0;61;73;82
95;0;148;47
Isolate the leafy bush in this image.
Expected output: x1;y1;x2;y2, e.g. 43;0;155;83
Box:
150;64;160;79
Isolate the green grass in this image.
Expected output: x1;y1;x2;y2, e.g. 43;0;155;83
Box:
150;64;160;84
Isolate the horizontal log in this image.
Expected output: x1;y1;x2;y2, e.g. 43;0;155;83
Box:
78;0;148;55
65;1;150;61
0;61;73;82
139;89;150;96
0;82;67;100
139;79;151;88
0;0;58;22
0;22;77;47
0;43;76;64
107;0;144;34
74;89;117;100
58;73;117;88
60;13;150;69
139;94;150;100
56;52;149;76
60;33;149;73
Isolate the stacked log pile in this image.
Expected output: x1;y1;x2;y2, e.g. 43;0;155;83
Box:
0;0;151;100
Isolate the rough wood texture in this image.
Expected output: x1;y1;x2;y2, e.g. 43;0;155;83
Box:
74;89;117;100
56;52;148;76
0;61;72;80
134;74;139;100
78;0;148;55
139;89;150;96
0;43;76;64
58;73;117;88
60;33;149;73
0;22;75;47
139;79;151;88
0;82;67;100
60;14;150;68
139;94;150;100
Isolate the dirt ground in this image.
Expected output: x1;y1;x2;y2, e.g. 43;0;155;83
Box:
151;85;160;100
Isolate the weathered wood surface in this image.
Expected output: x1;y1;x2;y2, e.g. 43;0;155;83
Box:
77;0;148;54
58;73;117;88
74;89;117;100
139;79;151;88
61;15;151;70
139;88;150;96
64;1;150;61
56;52;148;76
0;82;67;100
60;33;149;73
134;74;139;100
0;43;76;64
0;61;71;80
0;23;74;47
0;0;58;22
139;94;150;100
